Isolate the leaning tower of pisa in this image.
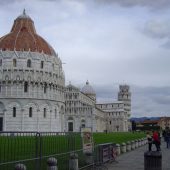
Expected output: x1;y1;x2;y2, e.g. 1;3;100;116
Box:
118;85;131;118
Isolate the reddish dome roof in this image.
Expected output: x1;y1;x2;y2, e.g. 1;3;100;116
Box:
0;10;56;56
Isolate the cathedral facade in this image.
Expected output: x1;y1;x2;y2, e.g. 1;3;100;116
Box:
0;11;131;132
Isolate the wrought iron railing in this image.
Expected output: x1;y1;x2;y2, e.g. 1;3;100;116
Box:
0;131;87;170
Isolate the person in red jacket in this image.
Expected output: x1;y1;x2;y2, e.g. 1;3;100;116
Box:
152;131;161;151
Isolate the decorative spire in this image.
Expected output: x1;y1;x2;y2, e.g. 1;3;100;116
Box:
23;9;26;15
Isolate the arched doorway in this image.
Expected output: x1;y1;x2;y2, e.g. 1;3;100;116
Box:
0;102;5;131
68;117;74;132
81;119;86;128
0;117;2;131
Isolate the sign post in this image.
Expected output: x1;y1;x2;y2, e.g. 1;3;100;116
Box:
81;127;93;154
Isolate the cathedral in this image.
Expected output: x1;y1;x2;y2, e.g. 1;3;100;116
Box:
0;11;131;132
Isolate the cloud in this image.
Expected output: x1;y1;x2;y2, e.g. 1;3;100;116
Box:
0;0;18;5
142;19;170;49
95;0;170;10
43;0;170;10
131;86;170;117
144;20;170;39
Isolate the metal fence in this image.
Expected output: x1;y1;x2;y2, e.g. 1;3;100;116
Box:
0;131;92;170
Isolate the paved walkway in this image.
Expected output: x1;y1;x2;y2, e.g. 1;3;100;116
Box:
105;140;170;170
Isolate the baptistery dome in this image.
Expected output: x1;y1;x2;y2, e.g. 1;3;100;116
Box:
0;10;65;132
0;10;55;56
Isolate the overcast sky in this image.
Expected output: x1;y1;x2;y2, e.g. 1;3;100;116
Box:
1;0;170;117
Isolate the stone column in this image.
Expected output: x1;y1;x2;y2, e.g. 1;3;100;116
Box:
50;110;52;132
3;109;7;131
138;139;141;147
15;163;26;170
16;83;18;97
85;153;93;165
116;144;121;155
131;140;135;150
92;107;96;132
5;85;7;96
126;141;131;152
28;82;30;97
47;157;58;170
21;108;24;131
139;139;142;146
135;140;139;148
69;153;78;170
121;143;126;153
37;109;40;131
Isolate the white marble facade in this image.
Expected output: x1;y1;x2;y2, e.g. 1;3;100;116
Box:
65;82;131;132
0;50;65;132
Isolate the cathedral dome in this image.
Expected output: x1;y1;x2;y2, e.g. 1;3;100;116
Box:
81;80;95;95
0;10;56;56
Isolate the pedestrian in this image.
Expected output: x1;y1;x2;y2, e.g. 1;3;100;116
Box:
162;130;166;142
146;131;152;151
152;131;161;151
165;130;170;149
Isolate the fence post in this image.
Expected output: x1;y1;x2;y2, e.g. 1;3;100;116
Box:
36;132;41;170
131;140;135;150
121;143;126;153
69;153;78;170
116;144;121;155
15;163;26;170
85;153;93;165
47;157;58;170
126;141;131;152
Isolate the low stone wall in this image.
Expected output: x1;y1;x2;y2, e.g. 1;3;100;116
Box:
116;137;147;155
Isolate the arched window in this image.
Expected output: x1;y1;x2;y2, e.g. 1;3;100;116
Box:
13;59;17;67
0;59;2;66
27;59;31;68
29;107;32;117
55;109;57;119
81;119;85;128
44;108;46;118
44;83;47;93
13;107;16;117
40;61;44;69
24;82;28;92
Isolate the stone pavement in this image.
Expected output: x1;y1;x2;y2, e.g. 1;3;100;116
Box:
105;140;170;170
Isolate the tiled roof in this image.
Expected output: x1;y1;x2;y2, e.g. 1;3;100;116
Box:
0;10;56;56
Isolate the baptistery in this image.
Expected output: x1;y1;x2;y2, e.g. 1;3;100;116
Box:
0;10;65;131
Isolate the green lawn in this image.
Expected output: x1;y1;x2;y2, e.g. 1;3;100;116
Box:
93;132;146;144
